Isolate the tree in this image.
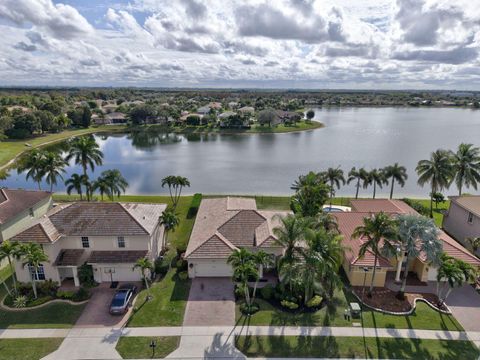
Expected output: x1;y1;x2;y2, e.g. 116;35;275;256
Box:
129;104;157;125
352;212;397;297
347;167;369;199
161;175;191;209
323;167;345;207
290;172;330;217
0;240;21;295
227;248;258;311
20;243;48;299
314;211;339;234
17;149;46;190
43;152;67;192
257;109;276;127
416;149;454;218
273;214;308;274
92;176;111;201
306;109;315;122
431;192;445;210
101;169;128;200
466;237;480;254
383;163;408;199
159;209;180;250
186;115;201;126
65;173;87;200
393;214;442;299
66;135;103;177
133;257;153;300
369;168;386;199
251;251;273;305
451;143;480;196
436;254;476;307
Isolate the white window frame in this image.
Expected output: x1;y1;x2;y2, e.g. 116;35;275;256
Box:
117;236;126;248
81;236;90;248
467;212;474;224
28;264;45;281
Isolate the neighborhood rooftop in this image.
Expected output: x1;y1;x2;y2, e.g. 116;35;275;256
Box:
0;188;51;224
448;195;480;217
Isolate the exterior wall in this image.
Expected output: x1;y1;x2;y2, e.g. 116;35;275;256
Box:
443;202;480;255
14;245;61;284
346;264;388;287
0;196;52;242
412;258;429;282
187;258;232;278
92;263;142;282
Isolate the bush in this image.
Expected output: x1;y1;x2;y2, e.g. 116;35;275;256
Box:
240;302;259;315
17;283;33;297
57;290;75;300
403;198;429;216
306;295;323;308
187;193;202;219
29;296;53;307
155;258;169;276
38;279;58;296
78;263;97;287
280;300;299;310
260;284;274;301
73;287;90;302
235;284;246;300
178;271;188;281
176;259;188;271
186;115;201;126
13;295;27;308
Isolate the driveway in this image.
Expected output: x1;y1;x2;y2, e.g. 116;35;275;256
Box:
183;277;235;326
446;284;480;332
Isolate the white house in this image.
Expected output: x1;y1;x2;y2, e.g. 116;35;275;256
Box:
12;202;166;287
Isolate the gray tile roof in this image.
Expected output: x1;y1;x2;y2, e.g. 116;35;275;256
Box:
54;249;86;266
0;189;51;224
88;250;149;264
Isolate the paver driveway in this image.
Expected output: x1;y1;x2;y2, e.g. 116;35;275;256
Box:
183;277;235;326
446;284;480;332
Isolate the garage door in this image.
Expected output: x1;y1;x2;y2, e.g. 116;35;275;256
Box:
193;261;232;277
428;266;439;281
99;265;142;282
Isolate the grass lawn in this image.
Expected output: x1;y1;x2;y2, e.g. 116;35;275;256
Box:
235;335;480;359
0;125;126;168
116;336;180;359
415;199;450;227
127;270;190;327
0;338;63;360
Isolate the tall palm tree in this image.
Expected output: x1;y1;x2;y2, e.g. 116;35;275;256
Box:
159;209;180;250
314;212;339;234
92;176;111;201
383;163;408;199
436;254;474;307
352;212;397;297
0;240;21;295
324;167;345;207
451;143;480;196
369;168;386;199
102;169;128;200
43;152;67;192
20;243;48;299
65;173;87;200
65;135;103;177
273;214;308;270
17;149;46;190
251;251;273;304
227;248;257;310
161;175;190;209
416;149;454;218
291;171;324;191
347;167;368;199
133;257;153;300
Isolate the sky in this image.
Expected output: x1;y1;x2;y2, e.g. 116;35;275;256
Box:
0;0;479;89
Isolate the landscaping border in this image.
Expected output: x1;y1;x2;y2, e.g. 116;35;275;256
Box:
0;294;89;312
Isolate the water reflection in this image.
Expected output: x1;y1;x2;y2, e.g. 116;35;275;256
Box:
127;129;181;150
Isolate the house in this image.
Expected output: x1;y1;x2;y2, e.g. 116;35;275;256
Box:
197;106;211;115
0;189;52;242
104;112;127;124
102;103;118;114
217;111;237;120
185;197;290;278
11;202;166;287
238;106;255;115
208;102;222;110
443;196;480;256
274;110;302;124
335;199;480;287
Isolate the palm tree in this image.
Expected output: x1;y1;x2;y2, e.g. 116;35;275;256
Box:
65;173;87;200
0;240;21;295
159;209;180;250
314;211;339;234
369;168;386;199
393;214;442;299
466;237;480;254
451;143;480;195
20;243;48;299
291;171;324;191
352;212;397;297
227;249;257;310
133;257;153;300
416;149;454;218
43;152;67;192
101;169;128;200
17;149;46;190
273;214;308;271
436;254;475;307
161;175;190;209
324;167;345;207
383;163;408;199
65;135;103;177
251;251;273;305
92;176;111;201
347;167;368;199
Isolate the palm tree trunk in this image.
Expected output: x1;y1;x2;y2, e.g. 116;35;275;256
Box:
50;182;53;192
252;280;259;305
369;254;378;297
458;182;462;196
31;270;38;299
329;182;333;207
8;257;17;294
355;179;360;199
373;183;376;199
429;186;434;218
390;179;394;199
37;181;42;191
398;257;411;299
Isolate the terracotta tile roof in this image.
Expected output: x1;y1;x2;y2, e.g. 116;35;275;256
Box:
54;249;86;266
449;195;480;218
0;189;51;224
187;233;236;259
88;250;149;264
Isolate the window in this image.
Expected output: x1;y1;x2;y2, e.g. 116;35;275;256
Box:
29;208;34;217
468;212;474;224
28;265;45;281
117;236;126;248
81;236;90;248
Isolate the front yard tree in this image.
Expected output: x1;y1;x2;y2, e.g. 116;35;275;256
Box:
451;143;480;196
383;163;408;199
323;167;345;207
133;257;154;300
273;214;307;270
20;243;48;299
257;109;276;127
161;175;191;209
352;212;397;298
159;209;180;249
251;251;273;304
227;249;257;312
436;254;476;307
92;176;111;201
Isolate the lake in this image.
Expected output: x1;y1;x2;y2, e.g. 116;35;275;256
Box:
4;107;480;197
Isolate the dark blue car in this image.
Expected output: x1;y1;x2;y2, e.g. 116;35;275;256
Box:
109;284;137;315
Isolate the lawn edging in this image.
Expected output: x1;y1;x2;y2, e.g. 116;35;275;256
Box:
0;294;89;311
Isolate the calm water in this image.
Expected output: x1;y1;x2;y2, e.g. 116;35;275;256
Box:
4;107;480;197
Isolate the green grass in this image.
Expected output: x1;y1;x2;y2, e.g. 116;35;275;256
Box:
0;338;63;360
0;125;126;168
255;196;352;210
235;335;480;359
0;266;13;283
116;336;180;359
127;270;190;327
415;199;450;227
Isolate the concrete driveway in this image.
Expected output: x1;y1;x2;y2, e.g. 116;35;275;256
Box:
446;284;480;332
183;277;235;326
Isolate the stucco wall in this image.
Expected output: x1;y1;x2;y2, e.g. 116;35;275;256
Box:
443;202;480;255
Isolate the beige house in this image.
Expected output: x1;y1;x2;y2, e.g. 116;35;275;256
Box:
0;189;52;242
443;196;480;256
185;197;289;278
11;202;166;287
336;199;480;287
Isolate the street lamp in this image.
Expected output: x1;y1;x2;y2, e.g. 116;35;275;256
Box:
362;267;369;300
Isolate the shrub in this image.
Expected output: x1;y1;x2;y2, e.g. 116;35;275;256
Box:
176;259;188;271
240;302;259;315
17;282;33;297
78;263;97;287
235;284;245;300
73;287;90;302
260;284;274;300
13;295;27;308
402;198;429;216
57;290;75;300
280;300;299;310
187;193;202;219
306;295;323;308
155;258;169;276
186;115;201;126
38;279;58;296
29;296;53;307
178;271;188;281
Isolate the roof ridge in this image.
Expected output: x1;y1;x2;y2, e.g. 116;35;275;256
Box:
187;232;238;258
117;203;150;235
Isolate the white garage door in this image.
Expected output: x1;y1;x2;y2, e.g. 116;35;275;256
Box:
99;265;142;282
428;266;439;281
193;261;232;277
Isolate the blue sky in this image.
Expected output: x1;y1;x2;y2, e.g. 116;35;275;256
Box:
0;0;479;89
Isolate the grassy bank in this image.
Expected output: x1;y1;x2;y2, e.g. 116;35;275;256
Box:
235;335;479;359
0;338;64;360
116;336;180;359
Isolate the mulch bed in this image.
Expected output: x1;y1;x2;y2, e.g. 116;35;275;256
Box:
352;286;447;313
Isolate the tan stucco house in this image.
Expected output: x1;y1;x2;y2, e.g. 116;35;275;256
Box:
0;189;52;242
11;202;166;287
336;199;480;287
185;197;290;278
443;195;480;256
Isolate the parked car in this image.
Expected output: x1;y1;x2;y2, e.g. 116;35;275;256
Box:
109;284;137;315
